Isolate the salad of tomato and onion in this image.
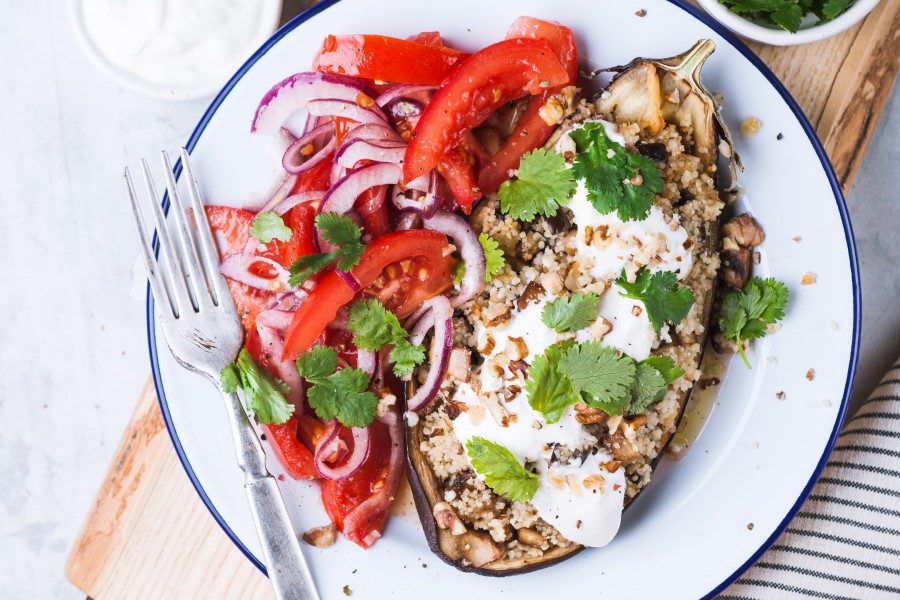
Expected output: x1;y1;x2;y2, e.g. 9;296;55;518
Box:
212;17;577;549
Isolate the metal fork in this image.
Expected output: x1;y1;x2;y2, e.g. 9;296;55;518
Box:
125;149;319;600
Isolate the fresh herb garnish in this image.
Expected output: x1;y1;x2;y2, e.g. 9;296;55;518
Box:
220;348;294;425
541;292;602;333
296;345;379;427
525;342;579;424
718;0;852;34
617;267;694;332
558;341;636;416
346;298;425;378
497;148;577;221
629;356;684;415
249;211;292;243
466;437;539;503
719;276;788;368
570;121;664;222
288;212;365;286
455;232;506;284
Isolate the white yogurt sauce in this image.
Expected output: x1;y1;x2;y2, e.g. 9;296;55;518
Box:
81;0;267;87
449;119;692;547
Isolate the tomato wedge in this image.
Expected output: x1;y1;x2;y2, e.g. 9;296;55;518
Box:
313;34;470;85
282;230;453;360
406;31;444;48
401;37;569;185
478;18;578;194
262;419;318;480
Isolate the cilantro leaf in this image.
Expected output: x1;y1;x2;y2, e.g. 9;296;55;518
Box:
287;213;365;286
306;368;378;428
629;356;684;415
296;345;378;427
220;348;294;425
820;0;852;20
571;121;664;222
719;277;789;368
389;341;427;378
249;211;292;243
526;342;579;424
718;0;814;33
295;345;339;380
455;232;506;284
558;342;636;416
617;267;694;332
466;437;539;503
541;292;601;333
498;148;577;221
346;298;425;378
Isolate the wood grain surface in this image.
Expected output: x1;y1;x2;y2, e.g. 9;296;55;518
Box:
66;3;900;598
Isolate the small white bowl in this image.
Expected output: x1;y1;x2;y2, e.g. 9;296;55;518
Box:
696;0;881;46
68;0;283;101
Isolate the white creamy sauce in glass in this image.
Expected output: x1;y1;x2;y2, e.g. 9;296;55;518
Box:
81;0;265;87
450;120;692;547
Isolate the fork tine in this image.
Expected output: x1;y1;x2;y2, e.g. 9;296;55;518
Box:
141;158;194;317
180;148;229;307
161;151;211;310
124;167;175;317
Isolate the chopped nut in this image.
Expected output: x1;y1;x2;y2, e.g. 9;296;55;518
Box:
539;272;564;295
447;347;471;382
517;528;545;547
574;402;606;424
600;460;621;473
433;502;467;535
747;523;755;531
302;523;337;548
508;360;529;379
635;8;647;17
376;391;397;418
478;333;496;355
792;235;801;243
606;414;623;435
801;272;817;285
631;305;643;317
481;393;510;427
583;474;606;492
722;214;765;247
537;85;577;126
584;225;595;245
603;430;640;463
565;474;582;496
468;404;485;425
547;471;565;489
740;116;761;138
776;391;786;401
503;337;527;361
516;281;545;311
589;316;613;341
806;368;815;381
459;531;506;567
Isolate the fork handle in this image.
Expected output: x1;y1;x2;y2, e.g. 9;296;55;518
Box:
220;389;321;600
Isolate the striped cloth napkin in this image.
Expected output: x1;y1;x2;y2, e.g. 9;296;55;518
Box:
720;363;900;599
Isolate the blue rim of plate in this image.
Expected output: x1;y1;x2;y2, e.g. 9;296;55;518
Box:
147;0;861;596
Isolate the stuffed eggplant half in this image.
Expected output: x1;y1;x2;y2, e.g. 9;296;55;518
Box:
406;40;733;574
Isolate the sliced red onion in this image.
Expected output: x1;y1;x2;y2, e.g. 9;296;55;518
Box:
356;348;377;380
395;211;422;231
342;408;403;545
270;191;325;216
406;295;453;412
390;185;439;217
423;211;486;308
251;72;373;135
374;84;437;108
404;172;432;193
335;269;362;293
387;98;424;119
282;122;336;175
220;253;291;292
255;308;294;332
307;99;388;126
336;138;406;169
320;162;402;216
314;422;371;481
341;123;403;144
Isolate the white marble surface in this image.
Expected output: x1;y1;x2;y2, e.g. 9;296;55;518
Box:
0;1;896;598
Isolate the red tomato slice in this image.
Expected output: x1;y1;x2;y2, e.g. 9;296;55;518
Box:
401;37;569;185
355;186;391;237
269;202;318;268
262;419;318;480
313;34;470;85
320;418;393;548
478;18;578;194
405;31;444;48
282;230;453;360
289;150;334;195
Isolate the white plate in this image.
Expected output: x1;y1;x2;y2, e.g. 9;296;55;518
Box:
148;0;860;598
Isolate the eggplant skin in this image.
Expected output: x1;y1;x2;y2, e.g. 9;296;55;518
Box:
405;40;730;576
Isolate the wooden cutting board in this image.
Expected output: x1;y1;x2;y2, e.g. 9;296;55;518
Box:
66;3;900;599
